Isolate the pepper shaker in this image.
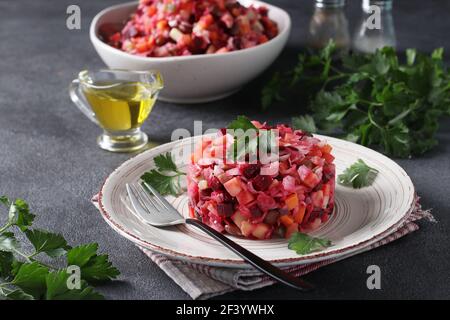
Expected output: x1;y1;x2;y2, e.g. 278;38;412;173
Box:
307;0;350;54
353;0;396;53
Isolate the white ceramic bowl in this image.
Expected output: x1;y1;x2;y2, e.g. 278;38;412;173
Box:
90;0;291;103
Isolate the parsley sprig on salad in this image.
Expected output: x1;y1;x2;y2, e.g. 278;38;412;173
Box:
0;197;119;300
338;159;379;189
141;152;185;196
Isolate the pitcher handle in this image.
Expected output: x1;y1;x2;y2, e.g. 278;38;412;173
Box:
69;79;99;125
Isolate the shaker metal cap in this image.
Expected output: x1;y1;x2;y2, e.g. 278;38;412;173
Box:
363;0;393;11
315;0;346;8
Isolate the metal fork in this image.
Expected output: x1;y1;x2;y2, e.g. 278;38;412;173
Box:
126;181;314;291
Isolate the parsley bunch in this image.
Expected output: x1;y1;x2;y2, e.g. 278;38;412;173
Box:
263;41;450;158
0;196;119;300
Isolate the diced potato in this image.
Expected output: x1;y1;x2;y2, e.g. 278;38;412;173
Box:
240;221;255;237
235;189;255;205
252;223;271;239
223;177;242;196
231;211;246;228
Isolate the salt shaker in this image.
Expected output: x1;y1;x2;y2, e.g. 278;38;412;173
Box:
307;0;350;54
353;0;396;53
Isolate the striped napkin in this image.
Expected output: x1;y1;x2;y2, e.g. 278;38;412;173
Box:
92;195;434;300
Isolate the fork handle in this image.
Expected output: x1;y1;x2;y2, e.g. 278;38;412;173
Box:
185;219;314;291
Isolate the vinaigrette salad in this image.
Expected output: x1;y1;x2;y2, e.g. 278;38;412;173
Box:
106;0;279;57
187;121;336;240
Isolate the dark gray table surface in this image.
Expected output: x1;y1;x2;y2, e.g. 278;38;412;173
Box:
1;0;449;300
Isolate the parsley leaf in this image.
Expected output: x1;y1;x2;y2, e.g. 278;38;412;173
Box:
67;244;119;283
0;232;19;252
153;152;178;172
5;289;35;300
141;169;183;196
8;199;35;231
226;116;260;161
261;72;284;110
227;115;258;131
45;270;103;300
25;229;70;258
11;262;49;299
0;251;14;278
0;196;8;206
141;153;185;196
338;159;379;189
292;115;317;133
288;232;332;255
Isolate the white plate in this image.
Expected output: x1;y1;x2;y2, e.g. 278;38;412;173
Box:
98;134;415;268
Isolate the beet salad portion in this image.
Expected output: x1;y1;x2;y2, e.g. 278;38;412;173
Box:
187;120;336;240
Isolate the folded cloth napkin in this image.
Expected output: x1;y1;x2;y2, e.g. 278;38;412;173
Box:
92;194;435;300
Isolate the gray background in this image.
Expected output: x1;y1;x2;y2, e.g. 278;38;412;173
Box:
0;0;449;299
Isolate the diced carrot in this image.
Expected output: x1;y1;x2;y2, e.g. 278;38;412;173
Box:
202;14;214;26
285;193;298;211
321;144;332;154
147;5;157;16
135;41;149;53
156;19;168;30
258;35;269;43
189;206;195;218
293;203;306;224
147;35;155;46
323;152;335;163
280;215;294;227
285;223;299;239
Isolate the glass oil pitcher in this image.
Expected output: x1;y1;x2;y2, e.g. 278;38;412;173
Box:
69;69;163;152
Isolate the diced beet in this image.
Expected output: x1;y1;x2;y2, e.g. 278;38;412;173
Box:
275;225;286;238
257;193;277;212
222;190;233;202
242;164;260;179
207;176;222;190
235;189;255;205
264;210;279;225
252;175;272;191
199;189;212;199
249;204;263;218
217;203;234;217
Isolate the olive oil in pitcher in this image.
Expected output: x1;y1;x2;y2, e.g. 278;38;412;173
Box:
70;69;163;152
82;81;157;132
